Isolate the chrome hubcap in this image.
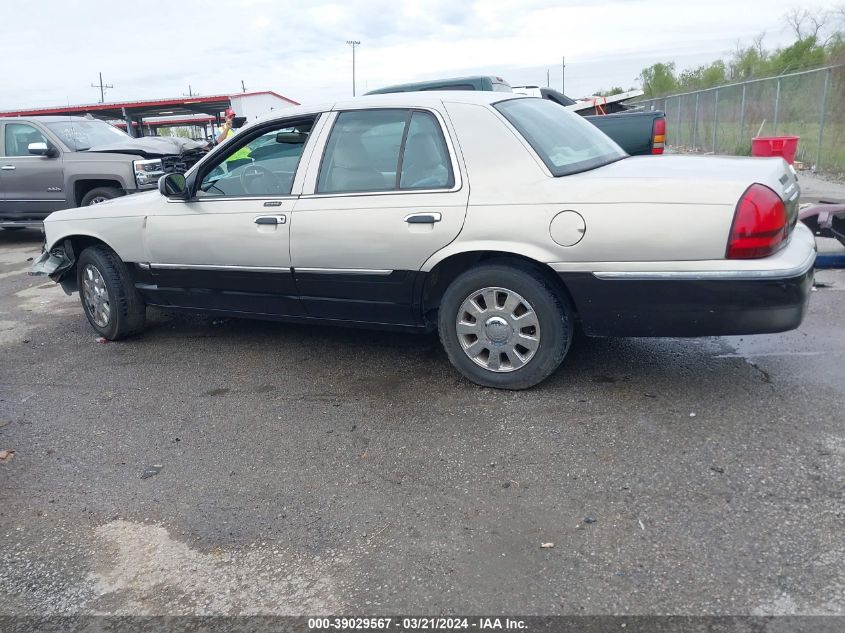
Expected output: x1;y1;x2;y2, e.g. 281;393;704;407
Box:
456;286;540;373
82;264;111;328
88;196;108;205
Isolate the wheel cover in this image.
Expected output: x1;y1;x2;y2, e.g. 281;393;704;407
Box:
82;264;111;328
456;286;540;373
88;196;109;205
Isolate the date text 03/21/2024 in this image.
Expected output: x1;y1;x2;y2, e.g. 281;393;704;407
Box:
307;617;527;630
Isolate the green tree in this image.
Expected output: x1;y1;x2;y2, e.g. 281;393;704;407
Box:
677;60;728;90
638;62;677;97
595;86;626;96
768;36;826;74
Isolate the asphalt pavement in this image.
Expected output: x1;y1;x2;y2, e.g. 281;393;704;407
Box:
1;227;843;616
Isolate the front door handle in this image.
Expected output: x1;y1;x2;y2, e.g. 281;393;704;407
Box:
1;165;15;171
405;212;442;224
254;215;287;225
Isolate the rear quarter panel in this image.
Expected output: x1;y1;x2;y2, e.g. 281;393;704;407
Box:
432;101;739;269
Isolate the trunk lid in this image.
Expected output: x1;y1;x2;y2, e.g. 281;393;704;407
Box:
573;155;798;207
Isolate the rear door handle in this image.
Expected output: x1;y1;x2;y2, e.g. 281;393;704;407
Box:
404;212;442;224
254;215;287;225
1;165;15;171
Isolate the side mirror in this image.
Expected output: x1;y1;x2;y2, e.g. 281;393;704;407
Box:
28;142;57;157
158;173;188;198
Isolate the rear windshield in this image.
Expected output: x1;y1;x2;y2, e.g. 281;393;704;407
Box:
494;98;626;176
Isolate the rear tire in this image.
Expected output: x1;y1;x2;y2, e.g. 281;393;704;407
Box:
80;187;124;206
76;246;146;340
438;263;574;389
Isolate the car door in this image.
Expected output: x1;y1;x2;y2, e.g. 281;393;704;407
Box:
142;114;324;317
1;122;65;218
291;107;469;325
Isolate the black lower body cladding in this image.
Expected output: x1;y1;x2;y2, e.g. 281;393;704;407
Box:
560;269;814;337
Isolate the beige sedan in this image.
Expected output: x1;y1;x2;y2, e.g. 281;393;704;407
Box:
33;92;815;389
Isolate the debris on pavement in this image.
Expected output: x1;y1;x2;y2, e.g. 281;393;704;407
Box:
584;516;596;524
638;519;645;530
710;466;725;474
690;412;697;417
540;542;555;548
95;336;108;344
0;449;15;461
140;464;163;479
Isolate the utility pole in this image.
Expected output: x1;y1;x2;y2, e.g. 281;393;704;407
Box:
346;40;361;96
183;85;198;97
90;72;113;103
240;79;247;93
562;56;566;94
546;69;550;88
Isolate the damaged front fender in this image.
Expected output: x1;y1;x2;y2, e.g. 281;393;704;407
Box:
30;240;78;294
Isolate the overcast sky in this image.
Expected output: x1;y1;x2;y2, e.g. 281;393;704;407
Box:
0;0;838;110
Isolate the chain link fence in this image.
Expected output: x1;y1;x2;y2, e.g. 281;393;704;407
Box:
635;65;845;175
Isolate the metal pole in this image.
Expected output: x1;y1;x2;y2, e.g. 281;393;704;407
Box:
816;68;831;170
739;83;747;147
677;96;682;145
693;92;700;150
346;40;360;96
773;78;781;134
712;89;719;154
546;69;550;88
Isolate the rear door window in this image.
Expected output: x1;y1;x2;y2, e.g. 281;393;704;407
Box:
4;123;49;156
317;109;454;194
399;112;454;189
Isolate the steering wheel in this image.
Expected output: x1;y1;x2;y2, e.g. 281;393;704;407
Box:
239;163;281;195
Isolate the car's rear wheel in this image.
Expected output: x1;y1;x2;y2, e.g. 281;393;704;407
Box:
80;187;124;206
438;263;574;389
76;246;146;340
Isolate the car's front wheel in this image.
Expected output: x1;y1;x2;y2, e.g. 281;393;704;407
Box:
80;187;124;206
76;246;146;340
438;263;574;390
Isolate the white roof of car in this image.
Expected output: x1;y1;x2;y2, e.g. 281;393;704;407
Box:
252;91;526;126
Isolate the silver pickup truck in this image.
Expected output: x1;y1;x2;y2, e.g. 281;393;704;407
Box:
0;116;206;229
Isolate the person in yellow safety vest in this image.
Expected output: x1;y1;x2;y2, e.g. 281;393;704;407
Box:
216;108;251;163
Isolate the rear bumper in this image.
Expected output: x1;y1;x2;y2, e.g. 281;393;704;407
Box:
557;225;817;337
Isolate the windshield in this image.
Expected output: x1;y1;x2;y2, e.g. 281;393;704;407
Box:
494;98;626;176
45;120;130;151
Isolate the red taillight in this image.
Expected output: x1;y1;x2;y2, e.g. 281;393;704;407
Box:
651;117;666;155
726;184;788;259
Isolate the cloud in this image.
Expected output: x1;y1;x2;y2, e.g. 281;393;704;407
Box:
0;0;832;109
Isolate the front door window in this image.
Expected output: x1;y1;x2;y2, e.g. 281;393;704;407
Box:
197;118;315;197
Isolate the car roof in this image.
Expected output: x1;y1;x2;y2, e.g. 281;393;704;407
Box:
0;115;96;123
251;91;526;127
366;75;510;94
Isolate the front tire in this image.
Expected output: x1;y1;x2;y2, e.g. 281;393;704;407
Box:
80;187;124;206
76;246;146;340
438;263;574;390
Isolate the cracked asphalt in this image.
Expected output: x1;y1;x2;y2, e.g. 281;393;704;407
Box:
0;227;843;616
